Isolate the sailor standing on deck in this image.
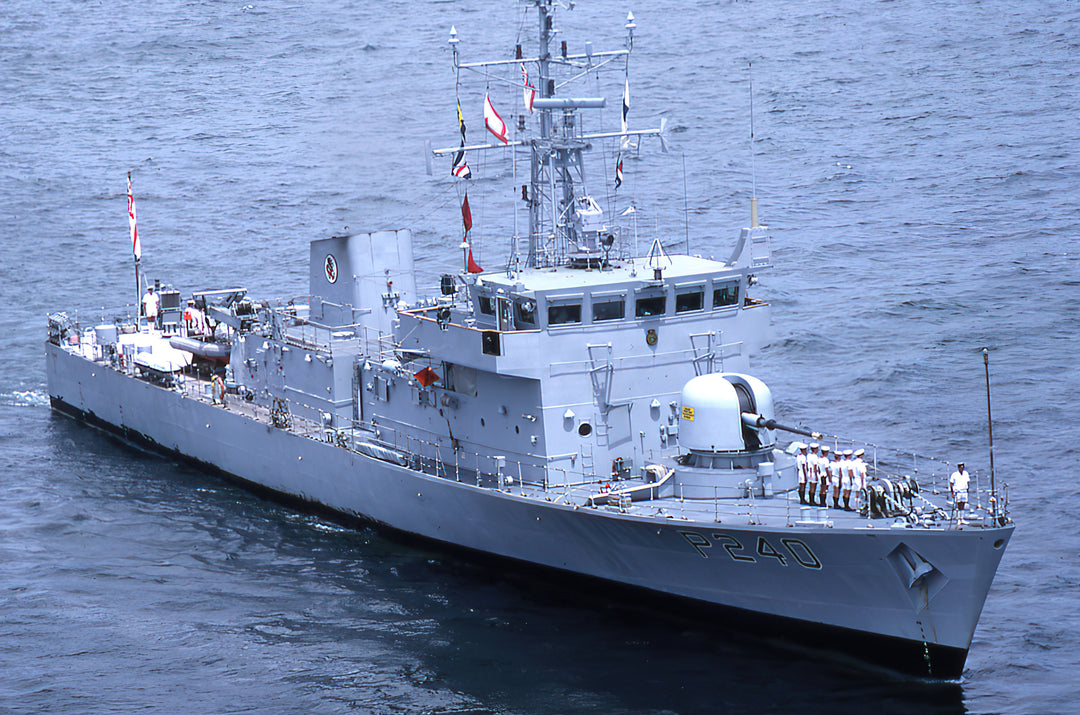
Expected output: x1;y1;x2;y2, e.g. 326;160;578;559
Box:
830;449;843;509
950;462;970;514
852;449;868;511
808;443;821;505
796;444;810;504
141;286;159;329
841;449;854;510
818;445;831;506
183;300;206;337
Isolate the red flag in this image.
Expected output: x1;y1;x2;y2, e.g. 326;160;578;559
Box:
461;191;473;234
484;93;508;144
127;172;140;260
414;366;439;387
467;248;483;274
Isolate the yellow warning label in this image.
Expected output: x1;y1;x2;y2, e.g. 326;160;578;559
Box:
681;406;694;421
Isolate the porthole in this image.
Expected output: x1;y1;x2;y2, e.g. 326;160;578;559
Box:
578;422;593;437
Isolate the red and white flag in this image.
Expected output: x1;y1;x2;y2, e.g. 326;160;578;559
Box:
621;76;630;134
461;190;473;235
127;172;141;261
484;93;508;144
521;63;535;113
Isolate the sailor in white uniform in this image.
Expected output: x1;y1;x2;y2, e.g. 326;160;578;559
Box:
852;448;868;510
808;443;820;505
183;300;206;337
817;445;830;506
841;449;854;510
796;443;810;504
141;286;159;328
830;449;843;509
950;462;971;514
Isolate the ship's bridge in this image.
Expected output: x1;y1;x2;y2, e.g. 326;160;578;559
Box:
467;254;756;333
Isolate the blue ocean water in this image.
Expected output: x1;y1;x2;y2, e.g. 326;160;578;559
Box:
2;0;1078;712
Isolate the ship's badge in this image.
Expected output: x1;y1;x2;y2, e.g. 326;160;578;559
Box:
325;254;338;284
645;328;658;346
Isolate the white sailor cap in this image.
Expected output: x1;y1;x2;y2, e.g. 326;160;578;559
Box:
854;448;865;457
820;445;830;453
798;443;808;451
810;442;820;450
843;449;853;457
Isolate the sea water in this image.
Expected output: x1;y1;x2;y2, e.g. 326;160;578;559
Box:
2;1;1078;712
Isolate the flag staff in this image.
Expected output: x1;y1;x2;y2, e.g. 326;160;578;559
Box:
134;256;141;329
127;172;142;328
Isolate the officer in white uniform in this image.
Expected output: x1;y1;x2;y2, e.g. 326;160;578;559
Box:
796;443;810;504
141;286;159;328
950;462;971;514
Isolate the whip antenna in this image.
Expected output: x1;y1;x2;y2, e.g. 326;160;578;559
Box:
749;61;758;228
983;348;997;519
682;153;690;254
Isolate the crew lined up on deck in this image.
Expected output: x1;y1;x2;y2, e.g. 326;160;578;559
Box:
797;442;866;511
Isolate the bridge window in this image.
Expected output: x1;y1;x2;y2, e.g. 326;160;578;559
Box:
592;298;625;321
548;303;582;325
515;299;536;325
479;296;495;315
675;289;704;313
713;282;740;308
635;295;667;317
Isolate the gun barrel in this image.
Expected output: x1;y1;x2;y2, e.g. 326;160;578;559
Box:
741;412;822;440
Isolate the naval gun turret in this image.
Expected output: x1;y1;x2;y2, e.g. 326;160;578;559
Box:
674;373;798;499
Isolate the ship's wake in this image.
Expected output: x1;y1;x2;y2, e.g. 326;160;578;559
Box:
2;389;50;408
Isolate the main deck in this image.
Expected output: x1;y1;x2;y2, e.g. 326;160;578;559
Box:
50;314;1007;534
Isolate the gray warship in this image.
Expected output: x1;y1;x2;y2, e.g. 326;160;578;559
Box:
45;0;1012;678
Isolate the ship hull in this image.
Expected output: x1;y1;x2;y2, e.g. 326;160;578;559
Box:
46;343;1011;677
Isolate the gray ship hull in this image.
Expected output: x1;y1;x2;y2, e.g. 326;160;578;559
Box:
46;342;1011;677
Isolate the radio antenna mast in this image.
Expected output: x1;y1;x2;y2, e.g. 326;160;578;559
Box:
983;348;997;519
749;61;758;228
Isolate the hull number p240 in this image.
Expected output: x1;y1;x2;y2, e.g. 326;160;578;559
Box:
679;531;822;570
